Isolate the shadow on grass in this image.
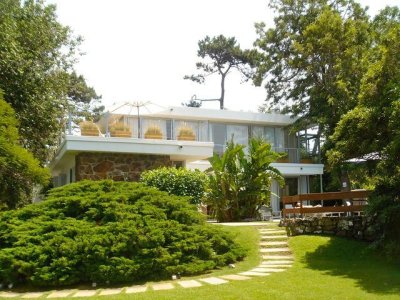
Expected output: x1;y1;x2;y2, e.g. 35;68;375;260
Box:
302;235;400;295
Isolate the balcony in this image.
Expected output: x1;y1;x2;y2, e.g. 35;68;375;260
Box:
273;148;320;164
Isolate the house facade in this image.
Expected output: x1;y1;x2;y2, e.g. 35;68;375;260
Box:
50;106;324;215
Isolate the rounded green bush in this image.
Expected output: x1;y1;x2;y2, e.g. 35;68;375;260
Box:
0;180;245;287
141;167;208;204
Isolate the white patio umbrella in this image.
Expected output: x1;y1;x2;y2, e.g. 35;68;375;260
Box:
106;101;167;138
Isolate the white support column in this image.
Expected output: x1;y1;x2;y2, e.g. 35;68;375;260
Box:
270;180;280;215
299;175;310;205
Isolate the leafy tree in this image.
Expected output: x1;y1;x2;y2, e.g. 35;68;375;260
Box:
0;90;50;209
184;35;253;109
0;0;101;163
67;72;104;123
328;10;400;256
206;138;283;222
253;0;370;143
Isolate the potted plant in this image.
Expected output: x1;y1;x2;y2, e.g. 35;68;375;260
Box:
177;126;196;141
80;121;99;136
276;152;289;163
300;149;313;163
109;123;131;137
144;125;163;139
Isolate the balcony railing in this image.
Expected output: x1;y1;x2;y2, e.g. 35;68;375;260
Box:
273;147;320;164
212;145;320;164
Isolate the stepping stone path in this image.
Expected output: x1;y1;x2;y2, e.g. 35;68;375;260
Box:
0;224;293;298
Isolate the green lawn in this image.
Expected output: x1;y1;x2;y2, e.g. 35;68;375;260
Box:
5;225;400;299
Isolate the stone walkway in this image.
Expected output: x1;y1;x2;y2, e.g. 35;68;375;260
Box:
0;224;293;299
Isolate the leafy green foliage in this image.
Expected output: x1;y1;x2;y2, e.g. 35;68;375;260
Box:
0;0;101;162
67;72;104;124
0;91;50;209
328;8;400;257
140;167;208;205
184;35;254;109
206;139;283;222
182;98;202;107
0;180;245;286
254;0;370;136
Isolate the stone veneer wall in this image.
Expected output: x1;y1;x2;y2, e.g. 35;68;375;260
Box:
280;216;377;241
76;152;172;182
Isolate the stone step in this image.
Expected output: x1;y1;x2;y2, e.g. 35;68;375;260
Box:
220;274;251;281
261;235;288;239
261;260;293;265
260;230;286;234
125;285;148;294
22;292;45;299
47;290;76;298
260;241;288;246
72;290;97;297
239;271;270;277
262;255;294;260
199;277;228;285
260;248;291;253
251;267;286;273
259;264;291;268
152;283;175;291
177;280;202;288
98;288;122;296
0;292;20;298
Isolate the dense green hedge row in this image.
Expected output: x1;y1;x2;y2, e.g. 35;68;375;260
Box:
0;180;245;286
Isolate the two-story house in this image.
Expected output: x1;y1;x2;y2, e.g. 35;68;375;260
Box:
50;106;323;215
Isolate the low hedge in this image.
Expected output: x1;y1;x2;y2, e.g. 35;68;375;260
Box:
0;180;245;287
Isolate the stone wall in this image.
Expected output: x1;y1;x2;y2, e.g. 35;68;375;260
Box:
76;152;172;182
280;216;377;241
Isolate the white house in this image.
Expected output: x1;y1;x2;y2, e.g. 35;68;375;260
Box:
50;106;323;215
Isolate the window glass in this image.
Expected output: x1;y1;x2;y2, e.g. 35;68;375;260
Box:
209;123;226;155
275;127;285;149
264;127;275;147
227;125;249;148
174;120;198;141
252;126;265;139
141;118;167;139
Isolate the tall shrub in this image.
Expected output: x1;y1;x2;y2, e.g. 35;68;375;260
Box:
206;138;284;222
140;167;208;205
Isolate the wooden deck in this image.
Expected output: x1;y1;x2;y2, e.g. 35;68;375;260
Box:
282;190;369;218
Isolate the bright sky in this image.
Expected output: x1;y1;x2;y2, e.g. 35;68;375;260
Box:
48;0;398;112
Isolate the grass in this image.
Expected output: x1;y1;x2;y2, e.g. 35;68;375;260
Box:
5;224;400;299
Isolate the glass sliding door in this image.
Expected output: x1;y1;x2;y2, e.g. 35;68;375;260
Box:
209;123;227;155
251;126;275;147
227;125;249;148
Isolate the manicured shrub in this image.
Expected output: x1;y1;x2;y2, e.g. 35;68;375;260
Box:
140;167;208;205
0;180;245;287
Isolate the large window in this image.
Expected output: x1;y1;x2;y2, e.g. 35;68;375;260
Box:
141;118;167;139
173;120;208;141
209;123;226;155
227;125;249;148
251;126;284;150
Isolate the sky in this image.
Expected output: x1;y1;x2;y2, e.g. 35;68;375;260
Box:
48;0;399;112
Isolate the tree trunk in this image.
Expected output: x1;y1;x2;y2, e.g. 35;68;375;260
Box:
220;73;226;110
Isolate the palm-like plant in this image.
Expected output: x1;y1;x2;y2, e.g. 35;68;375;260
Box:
206;138;284;222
